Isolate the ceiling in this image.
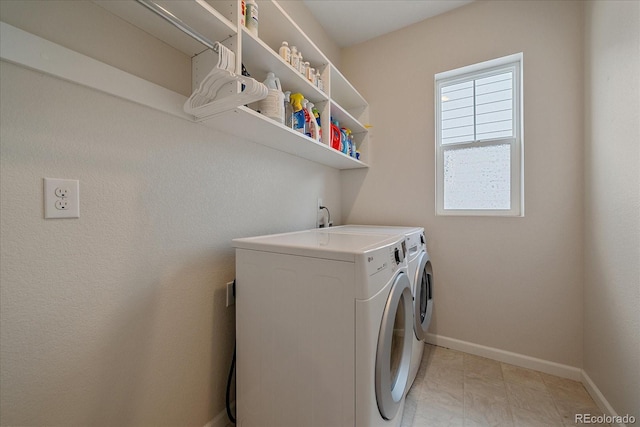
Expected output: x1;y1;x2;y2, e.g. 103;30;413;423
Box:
302;0;474;48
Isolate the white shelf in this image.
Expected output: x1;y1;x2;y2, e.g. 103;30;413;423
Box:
85;0;371;169
330;100;367;135
93;0;236;56
258;1;329;70
203;107;368;169
241;28;327;104
330;66;368;112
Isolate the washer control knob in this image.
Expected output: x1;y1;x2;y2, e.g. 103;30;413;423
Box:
394;247;404;264
420;234;425;245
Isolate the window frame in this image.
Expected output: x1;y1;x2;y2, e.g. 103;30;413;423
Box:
435;53;524;217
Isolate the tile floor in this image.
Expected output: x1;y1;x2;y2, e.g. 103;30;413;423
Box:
402;344;610;427
225;343;608;427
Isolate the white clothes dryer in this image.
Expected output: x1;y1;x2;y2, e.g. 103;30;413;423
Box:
233;229;413;427
325;226;434;393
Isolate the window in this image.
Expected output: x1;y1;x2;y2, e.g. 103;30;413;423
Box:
435;53;523;216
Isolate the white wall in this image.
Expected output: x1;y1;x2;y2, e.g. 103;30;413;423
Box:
341;0;585;367
0;1;342;426
0;0;192;96
584;0;640;419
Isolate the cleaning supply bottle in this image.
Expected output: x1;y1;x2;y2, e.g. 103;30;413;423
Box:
349;131;356;157
301;99;310;136
305;101;319;141
330;118;341;150
290;93;305;134
290;46;299;70
245;0;258;36
258;72;284;123
279;41;291;64
297;51;304;73
340;128;349;154
284;91;293;128
312;106;322;141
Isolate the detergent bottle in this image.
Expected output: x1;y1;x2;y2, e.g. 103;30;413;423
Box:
330;118;341;151
290;92;305;134
258;72;284;123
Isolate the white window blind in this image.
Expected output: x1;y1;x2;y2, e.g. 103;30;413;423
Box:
435;53;523;216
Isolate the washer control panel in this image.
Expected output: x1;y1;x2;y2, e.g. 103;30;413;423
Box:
364;240;407;277
394;241;407;264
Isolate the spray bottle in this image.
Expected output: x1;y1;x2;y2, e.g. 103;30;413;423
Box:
305;101;319;141
312;106;322;142
290;93;305;134
284;91;293;128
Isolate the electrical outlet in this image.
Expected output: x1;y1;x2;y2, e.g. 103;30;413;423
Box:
226;281;235;307
44;178;79;219
55;199;69;210
54;187;69;198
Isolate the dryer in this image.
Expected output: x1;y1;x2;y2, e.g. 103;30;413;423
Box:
325;226;434;392
233;229;413;427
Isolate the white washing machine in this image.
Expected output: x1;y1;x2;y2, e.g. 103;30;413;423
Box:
233;229;413;427
325;226;434;393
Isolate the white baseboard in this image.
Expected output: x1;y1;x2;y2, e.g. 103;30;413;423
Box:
424;333;635;426
581;370;628;427
424;333;582;381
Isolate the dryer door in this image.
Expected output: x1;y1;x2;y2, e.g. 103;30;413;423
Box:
414;252;433;341
376;271;413;420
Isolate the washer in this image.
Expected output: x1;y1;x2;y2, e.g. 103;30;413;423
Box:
325;226;434;392
233;229;413;427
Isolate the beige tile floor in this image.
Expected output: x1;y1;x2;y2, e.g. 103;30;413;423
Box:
402;344;610;427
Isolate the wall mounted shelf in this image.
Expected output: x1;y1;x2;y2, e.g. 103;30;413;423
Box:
2;0;371;170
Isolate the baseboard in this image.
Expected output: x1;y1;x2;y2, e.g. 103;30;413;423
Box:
204;402;235;427
424;333;582;381
581;370;629;427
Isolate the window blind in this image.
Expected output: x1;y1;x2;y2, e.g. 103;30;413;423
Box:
441;71;514;145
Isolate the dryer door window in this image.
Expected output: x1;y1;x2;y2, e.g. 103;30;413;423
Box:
376;272;413;420
414;252;434;341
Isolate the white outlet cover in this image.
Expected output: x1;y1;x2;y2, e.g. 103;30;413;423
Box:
44;178;79;219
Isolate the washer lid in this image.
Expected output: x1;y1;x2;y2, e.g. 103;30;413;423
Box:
328;225;424;237
233;229;403;262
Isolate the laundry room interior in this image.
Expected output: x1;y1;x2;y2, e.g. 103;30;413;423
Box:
0;0;638;426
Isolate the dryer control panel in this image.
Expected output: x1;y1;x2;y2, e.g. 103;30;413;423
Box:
405;231;425;255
